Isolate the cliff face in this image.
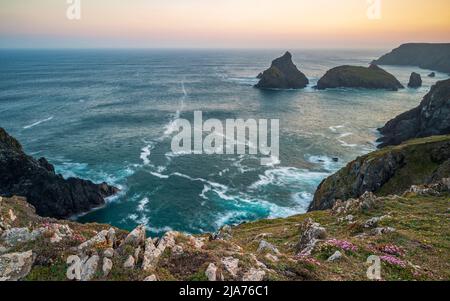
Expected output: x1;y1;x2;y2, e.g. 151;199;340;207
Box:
377;79;450;148
0;128;118;218
309;135;450;211
372;43;450;74
316;64;404;91
255;52;309;89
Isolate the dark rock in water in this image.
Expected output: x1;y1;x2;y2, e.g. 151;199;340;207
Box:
332;158;339;162
255;51;309;89
308;135;450;211
0;128;119;218
316;64;404;91
377;79;450;147
408;72;422;88
428;72;436;78
373;43;450;74
256;72;263;79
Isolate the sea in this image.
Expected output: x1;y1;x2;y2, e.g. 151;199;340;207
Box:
1;49;448;236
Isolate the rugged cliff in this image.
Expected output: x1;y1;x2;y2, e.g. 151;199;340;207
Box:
377;79;450;147
255;52;309;89
309;135;450;211
316;64;404;91
373;43;450;74
0;128;118;218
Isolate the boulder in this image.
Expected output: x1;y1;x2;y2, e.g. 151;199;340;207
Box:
255;51;309;89
221;257;239;277
408;72;422;88
123;255;135;269
143;274;158;281
102;257;113;277
205;263;218;281
257;240;280;255
80;255;99;281
103;248;114;258
242;268;266;281
78;230;108;252
1;227;43;247
316;64;404;91
327;251;342;262
428;72;436;78
120;225;145;248
297;219;327;256
0;250;35;281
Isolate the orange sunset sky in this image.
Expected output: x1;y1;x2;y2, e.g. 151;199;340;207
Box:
0;0;449;48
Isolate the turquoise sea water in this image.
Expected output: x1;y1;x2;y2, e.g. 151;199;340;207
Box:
1;49;448;236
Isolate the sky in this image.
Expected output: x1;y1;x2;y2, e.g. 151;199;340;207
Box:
0;0;449;49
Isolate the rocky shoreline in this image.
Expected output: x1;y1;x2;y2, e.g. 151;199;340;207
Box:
377;79;450;148
0;128;119;218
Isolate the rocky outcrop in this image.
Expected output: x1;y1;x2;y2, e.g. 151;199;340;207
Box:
428;72;436;78
0;128;118;218
408;72;422;88
0;250;35;281
316;64;404;91
309;135;450;211
377;79;450;147
255;52;309;89
372;43;450;74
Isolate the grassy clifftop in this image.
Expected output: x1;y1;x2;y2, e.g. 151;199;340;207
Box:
310;135;450;211
1;179;449;281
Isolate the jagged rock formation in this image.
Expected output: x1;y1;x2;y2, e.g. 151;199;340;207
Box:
316;64;404;91
377;79;450;147
309;135;450;211
0;128;118;218
408;72;422;88
255;52;309;89
372;43;450;74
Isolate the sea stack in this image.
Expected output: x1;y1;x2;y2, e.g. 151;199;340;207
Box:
316;64;404;91
408;72;422;88
255;51;309;89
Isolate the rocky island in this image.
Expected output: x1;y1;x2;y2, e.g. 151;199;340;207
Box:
373;43;450;74
0;128;119;218
408;72;422;88
316;64;404;91
377;79;450;147
255;51;309;89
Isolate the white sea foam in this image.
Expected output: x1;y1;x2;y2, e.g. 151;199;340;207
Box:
199;185;211;200
338;139;358;148
23;116;54;129
338;132;353;138
329;124;345;132
140;144;153;165
137;197;149;212
249;166;328;189
149;171;169;179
